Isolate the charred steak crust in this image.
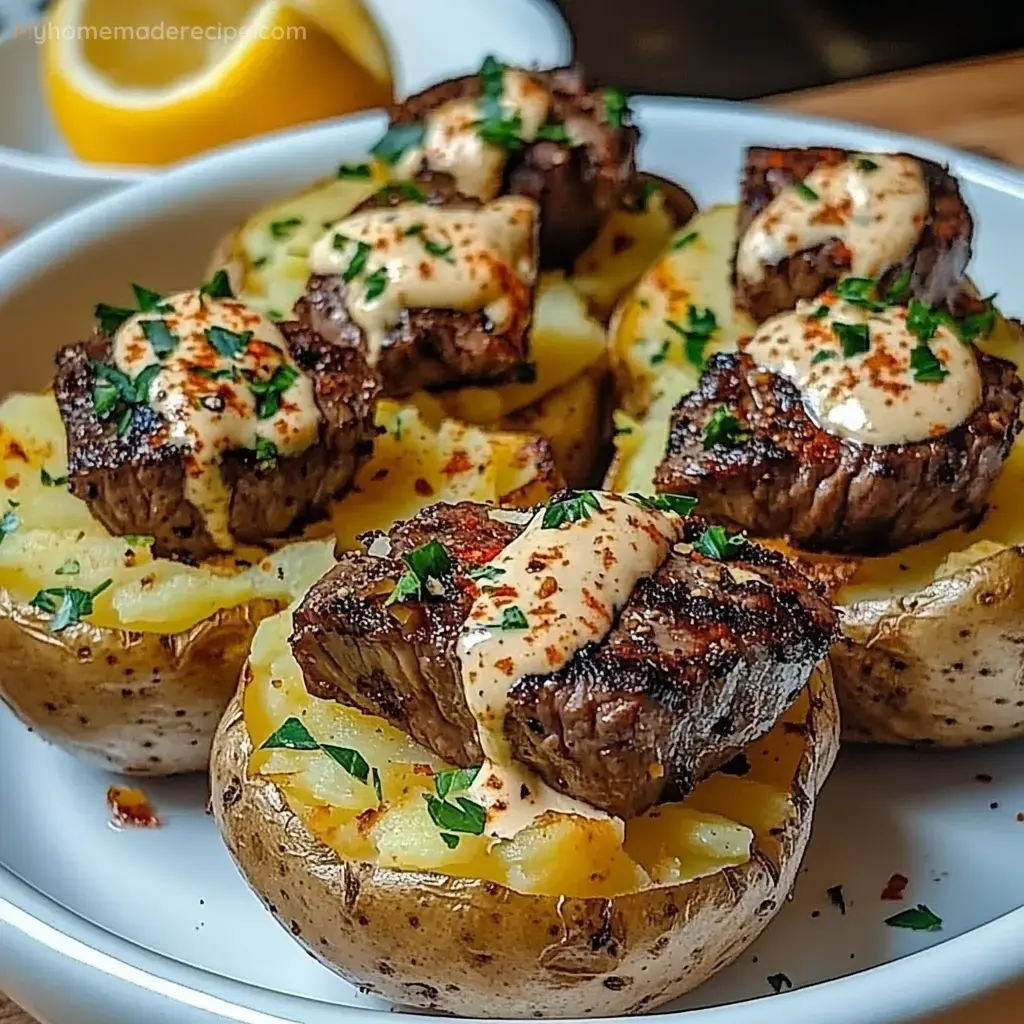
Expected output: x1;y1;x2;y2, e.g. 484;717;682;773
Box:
392;65;639;269
294;175;536;398
54;324;380;562
732;146;974;322
289;500;838;819
655;351;1024;556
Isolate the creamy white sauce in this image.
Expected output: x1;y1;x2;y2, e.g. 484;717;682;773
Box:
396;69;552;200
309;197;537;364
457;492;682;839
741;297;981;446
736;154;928;284
113;290;319;550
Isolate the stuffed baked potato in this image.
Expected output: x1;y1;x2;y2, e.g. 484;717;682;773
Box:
212;592;838;1017
608;199;1024;746
0;390;557;773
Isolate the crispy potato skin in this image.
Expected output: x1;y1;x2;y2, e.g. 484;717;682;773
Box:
0;593;279;774
833;548;1024;745
211;665;838;1017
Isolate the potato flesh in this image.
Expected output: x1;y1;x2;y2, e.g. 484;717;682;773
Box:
245;606;799;898
607;202;1024;604
0;393;554;634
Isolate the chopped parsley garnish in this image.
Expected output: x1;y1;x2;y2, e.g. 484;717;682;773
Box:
55;559;81;576
703;407;750;450
467;565;506;582
266;309;285;321
535;122;569;143
91;361;161;436
811;349;837;364
832;320;871;358
268;217;303;240
422;236;455;263
247;364;299;420
251;255;270;269
385;539;453;607
193;366;236;382
342;239;372;283
883;266;912;303
542;490;601;529
666;305;718;368
370;122;427;164
0;507;20;546
30;579;112;633
910;343;949;383
495;605;529;630
602;87;628;127
434;766;480;799
253;436;278;469
474;55;524;150
884;904;943;932
794;180;819;202
337;162;373;179
695;525;745;560
260;717;376;790
40;468;68;487
628;493;697;516
372;766;383;803
375;182;427;204
423;792;486;838
364;267;390;301
123;535;154;547
132;284;168;311
672;231;699;251
767;973;792;994
476;112;524;150
199;270;234;300
808;304;830;320
94;303;136;333
404;223;423;237
623;180;659;214
479;54;504;103
834;276;885;311
205;325;253;358
958;296;996;342
856;156;879;172
905;299;941;343
141;318;178;358
649;339;670;365
440;833;461;849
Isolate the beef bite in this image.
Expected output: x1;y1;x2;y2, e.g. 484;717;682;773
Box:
289;497;837;820
56;282;380;562
382;61;639;269
295;175;538;396
733;146;974;323
655;341;1022;556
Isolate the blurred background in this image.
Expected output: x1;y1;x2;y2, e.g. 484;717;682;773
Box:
553;0;1024;97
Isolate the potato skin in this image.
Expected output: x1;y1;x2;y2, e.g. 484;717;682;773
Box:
0;592;278;774
211;665;838;1018
833;547;1024;745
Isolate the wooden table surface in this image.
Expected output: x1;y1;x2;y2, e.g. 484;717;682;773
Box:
2;48;1023;1024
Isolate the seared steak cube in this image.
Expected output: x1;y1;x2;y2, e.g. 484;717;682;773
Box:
289;499;837;819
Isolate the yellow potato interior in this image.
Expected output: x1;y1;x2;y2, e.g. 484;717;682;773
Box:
244;605;801;898
0;393;556;633
607;202;1024;605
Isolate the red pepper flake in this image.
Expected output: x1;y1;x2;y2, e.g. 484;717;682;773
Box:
4;441;27;462
495;657;515;676
544;644;561;667
412;764;434;776
356;807;381;835
880;873;909;901
441;450;472;476
414;477;434;497
538;576;558;599
372;468;389;481
107;785;160;829
4;475;19;489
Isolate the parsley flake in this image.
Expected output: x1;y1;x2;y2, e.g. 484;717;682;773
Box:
370;122;426;164
496;605;528;630
321;744;370;783
623;180;659;214
703;407;750;450
794;180;819;202
666;305;718;368
0;507;20;545
957;297;996;342
260;717;320;751
467;565;506;582
602;87;628;127
253;436;278;469
141;318;178;358
672;231;699;251
476;112;524;150
342;239;372;283
372;766;383;803
364;267;390;301
884;904;942;932
883;266;912;303
808;304;830;320
695;525;745;560
199;270;234;300
422;236;455;264
94;303;136;333
834;276;885;311
423;793;486;836
628;493;697;516
856;156;879;172
40;468;68;487
649;339;671;365
832;321;871;357
90;361;160;433
268;217;303;240
123;535;154;547
132;284;167;311
811;349;837;365
385;540;453;607
55;559;81;576
337;162;373;179
542;490;601;529
246;364;299;420
906;299;941;343
434;766;480;799
535;122;570;143
30;579;112;633
205;325;253;358
910;343;949;383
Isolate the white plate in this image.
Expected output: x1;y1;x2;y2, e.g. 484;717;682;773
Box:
0;0;570;227
1;100;1023;1024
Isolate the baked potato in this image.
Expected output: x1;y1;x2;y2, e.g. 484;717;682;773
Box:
209;166;685;486
0;391;559;773
607;202;1024;746
211;601;838;1017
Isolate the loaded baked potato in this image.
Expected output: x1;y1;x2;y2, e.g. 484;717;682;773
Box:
609;167;1024;746
212;493;839;1016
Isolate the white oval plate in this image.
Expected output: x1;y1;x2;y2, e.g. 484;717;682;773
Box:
0;0;570;227
0;100;1023;1024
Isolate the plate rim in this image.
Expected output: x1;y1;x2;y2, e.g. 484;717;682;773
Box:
1;95;1023;1023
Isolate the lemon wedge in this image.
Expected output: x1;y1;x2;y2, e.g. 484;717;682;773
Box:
43;0;395;166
